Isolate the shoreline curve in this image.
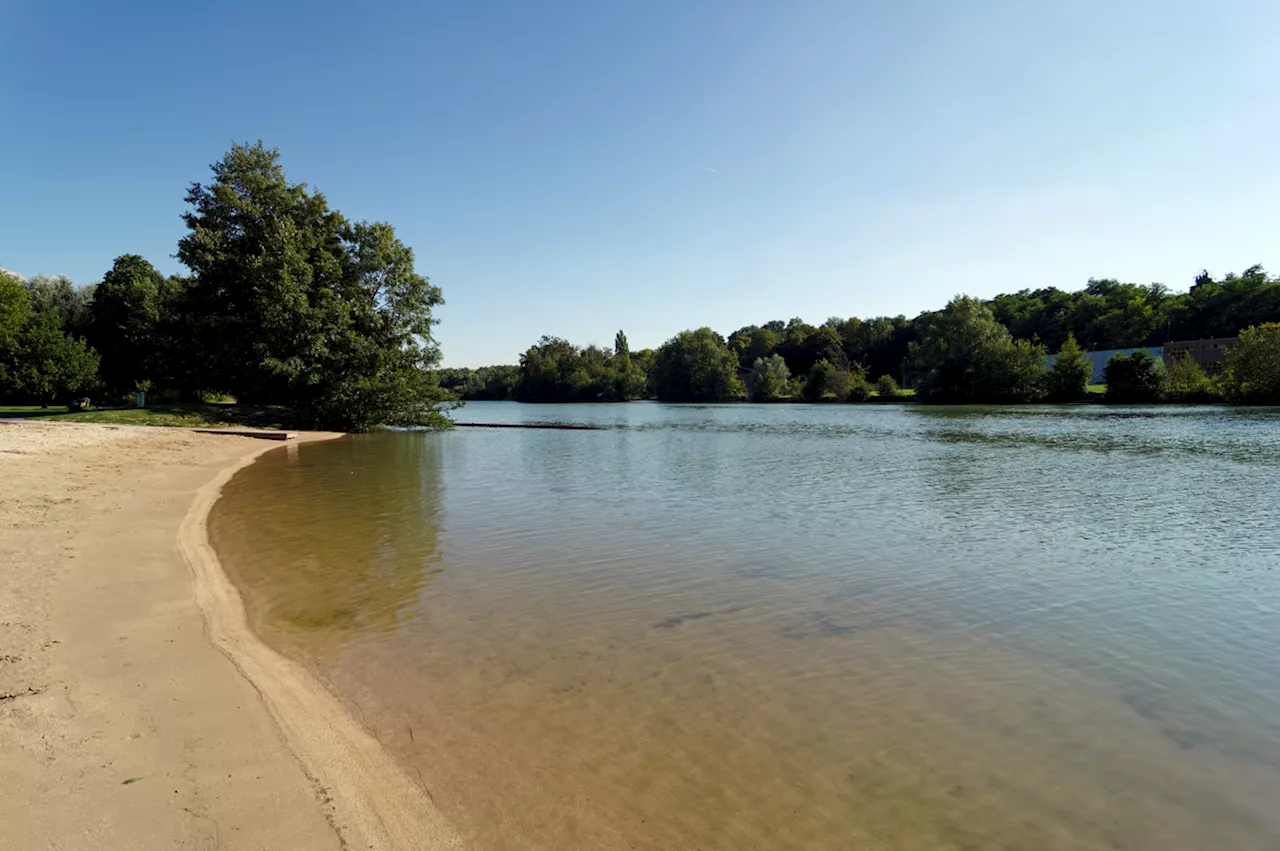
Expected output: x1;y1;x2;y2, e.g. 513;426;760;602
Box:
178;434;465;851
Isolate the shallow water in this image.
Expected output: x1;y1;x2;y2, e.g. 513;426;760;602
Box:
210;402;1280;850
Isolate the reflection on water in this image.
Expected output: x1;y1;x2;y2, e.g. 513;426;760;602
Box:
213;435;444;655
210;403;1280;850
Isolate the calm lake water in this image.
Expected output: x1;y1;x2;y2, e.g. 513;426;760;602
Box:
210;402;1280;850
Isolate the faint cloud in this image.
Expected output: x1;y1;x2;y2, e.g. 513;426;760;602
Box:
700;166;721;174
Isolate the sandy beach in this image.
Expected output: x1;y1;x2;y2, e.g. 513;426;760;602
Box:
0;422;463;850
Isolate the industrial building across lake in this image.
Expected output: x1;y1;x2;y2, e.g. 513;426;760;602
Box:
1046;337;1240;384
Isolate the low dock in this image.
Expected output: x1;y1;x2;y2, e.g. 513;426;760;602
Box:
193;427;298;441
453;422;603;431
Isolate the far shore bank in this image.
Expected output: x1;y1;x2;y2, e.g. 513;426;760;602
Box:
0;421;463;850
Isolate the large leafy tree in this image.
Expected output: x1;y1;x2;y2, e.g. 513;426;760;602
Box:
517;336;593;402
1045;333;1092;402
176;142;451;430
1221;323;1280;404
23;274;95;336
0;272;30;344
802;358;853;401
911;295;1046;403
745;354;789;401
514;332;646;402
1163;354;1218;403
90;255;176;395
438;365;521;401
2;310;99;405
650;327;742;402
610;329;648;399
1104;350;1163;403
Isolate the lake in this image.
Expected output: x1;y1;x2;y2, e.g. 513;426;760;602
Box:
209;402;1280;850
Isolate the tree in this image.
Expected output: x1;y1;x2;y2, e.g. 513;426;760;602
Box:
0;272;30;344
745;355;789;402
1163;354;1218;403
177;141;452;429
23;274;95;336
1045;333;1091;402
981;338;1048;402
1221;323;1280;404
875;374;900;400
803;359;852;401
517;336;587;401
651;328;742;402
742;327;781;366
847;375;874;402
1104;350;1163;403
479;365;521;400
911;295;1046;403
777;321;849;376
610;329;648;400
2;310;99;405
90;255;172;396
512;333;645;402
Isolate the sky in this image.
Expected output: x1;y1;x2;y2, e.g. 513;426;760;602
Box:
3;0;1279;367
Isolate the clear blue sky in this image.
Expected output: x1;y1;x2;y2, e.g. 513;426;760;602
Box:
3;1;1278;367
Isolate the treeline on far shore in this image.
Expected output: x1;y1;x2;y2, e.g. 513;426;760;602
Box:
440;269;1280;406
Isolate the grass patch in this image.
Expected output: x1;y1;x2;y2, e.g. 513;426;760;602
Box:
0;403;298;430
1087;384;1107;395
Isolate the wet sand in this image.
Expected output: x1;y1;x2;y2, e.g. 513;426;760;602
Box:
0;422;462;850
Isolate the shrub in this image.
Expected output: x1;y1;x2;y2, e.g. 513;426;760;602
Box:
1104;350;1163;403
1221;323;1280;404
1163;354;1220;403
848;378;874;402
745;354;790;402
875;374;900;400
804;359;857;401
1045;333;1091;402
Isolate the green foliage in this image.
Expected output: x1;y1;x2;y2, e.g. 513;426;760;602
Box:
515;334;646;402
1045;333;1092;402
984;338;1049;402
1104;350;1164;403
910;296;1046;403
874;374;900;400
0;403;298;429
802;359;853;401
0;310;100;404
651;328;743;402
729;326;781;368
1162;354;1220;403
777;322;849;376
840;315;914;382
438;365;521;400
987;267;1280;351
847;376;874;402
0;272;31;344
1221;323;1280;404
90;255;173;396
12;141;1280;420
176;141;451;430
23;274;95;336
745;354;789;402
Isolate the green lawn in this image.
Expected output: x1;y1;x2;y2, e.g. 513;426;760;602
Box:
1087;384;1107;395
0;403;296;430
